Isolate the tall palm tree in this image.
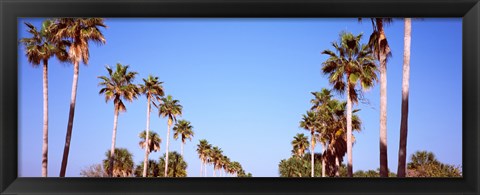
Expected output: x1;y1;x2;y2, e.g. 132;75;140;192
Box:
196;139;211;177
98;63;139;177
102;148;134;177
159;151;188;177
20;20;69;177
310;88;333;177
158;95;183;176
49;18;107;177
397;18;412;178
360;18;393;177
173;119;195;156
321;31;377;177
300;111;319;177
210;146;223;177
138;130;162;164
139;75;164;177
291;133;310;157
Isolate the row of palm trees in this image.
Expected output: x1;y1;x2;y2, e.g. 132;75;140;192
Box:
196;139;251;177
291;17;413;177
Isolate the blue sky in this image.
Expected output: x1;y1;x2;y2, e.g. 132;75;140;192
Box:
18;18;462;177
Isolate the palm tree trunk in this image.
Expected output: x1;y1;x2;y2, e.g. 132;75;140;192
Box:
335;155;340;177
42;60;48;177
200;159;203;177
108;106;119;177
310;130;314;177
59;61;80;177
346;75;353;177
397;18;411;178
213;167;216;177
378;19;389;178
346;78;353;177
321;143;326;177
164;120;172;177
181;142;184;156
143;96;151;177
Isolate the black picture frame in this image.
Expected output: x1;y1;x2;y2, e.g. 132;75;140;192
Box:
1;0;478;194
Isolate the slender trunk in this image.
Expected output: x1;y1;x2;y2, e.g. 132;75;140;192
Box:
59;61;80;177
164;120;172;176
200;159;203;177
181;142;184;157
346;78;353;177
397;18;411;177
108;106;119;177
310;130;315;177
321;143;326;177
213;167;216;177
204;162;208;177
41;60;48;177
143;96;151;177
335;155;340;177
378;19;389;178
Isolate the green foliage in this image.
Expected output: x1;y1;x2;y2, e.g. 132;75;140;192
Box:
158;151;188;177
102;148;134;177
173;119;195;143
134;160;160;177
407;151;462;177
278;153;323;177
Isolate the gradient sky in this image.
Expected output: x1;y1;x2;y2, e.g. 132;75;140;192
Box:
18;18;462;177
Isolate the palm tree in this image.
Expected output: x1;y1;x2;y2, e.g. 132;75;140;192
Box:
300;111;319;177
221;155;231;177
210;146;223;177
360;18;393;177
102;148;134;177
139;75;164;177
196;139;211;177
98;63;139;177
321;31;377;177
397;18;412;178
310;88;333;177
158;95;183;177
230;161;242;177
20;20;69;177
49;18;107;177
134;159;160;177
138;130;162;166
173;119;195;156
291;133;310;157
158;151;188;177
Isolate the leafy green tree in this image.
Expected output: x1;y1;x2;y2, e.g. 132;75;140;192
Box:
20;20;69;177
134;160;160;177
98;63;139;177
158;151;188;177
102;148;134;177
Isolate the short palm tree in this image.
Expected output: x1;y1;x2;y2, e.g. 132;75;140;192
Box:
196;139;211;176
98;63;139;177
321;31;377;177
221;155;231;177
300;110;319;177
158;95;183;177
138;130;161;156
102;148;134;177
20;20;69;177
310;88;333;177
134;159;160;177
158;151;188;177
173;119;195;156
49;18;107;177
210;146;223;177
291;133;309;157
139;75;164;177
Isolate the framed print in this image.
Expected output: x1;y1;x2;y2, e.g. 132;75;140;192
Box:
1;0;479;194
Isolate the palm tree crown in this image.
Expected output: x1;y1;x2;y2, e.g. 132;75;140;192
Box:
291;133;310;157
98;63;139;111
139;130;162;153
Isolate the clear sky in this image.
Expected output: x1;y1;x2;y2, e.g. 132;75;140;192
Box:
18;18;462;177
